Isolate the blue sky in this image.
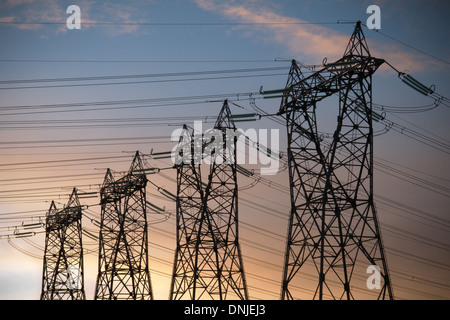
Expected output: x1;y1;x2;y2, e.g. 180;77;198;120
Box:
0;0;449;300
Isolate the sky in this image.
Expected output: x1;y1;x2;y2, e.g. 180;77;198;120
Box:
0;0;449;300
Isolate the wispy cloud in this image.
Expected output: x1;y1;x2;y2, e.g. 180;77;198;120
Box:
97;2;150;35
3;0;36;6
0;0;72;32
195;0;348;63
193;0;434;73
0;16;15;23
0;0;151;35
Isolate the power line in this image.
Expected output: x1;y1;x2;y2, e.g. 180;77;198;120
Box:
362;22;450;66
0;59;281;64
0;155;130;168
0;136;169;145
375;156;450;183
0;92;257;110
373;101;440;114
0;72;286;90
0;20;349;27
0;115;218;130
0;92;263;116
0;136;170;150
0;66;288;85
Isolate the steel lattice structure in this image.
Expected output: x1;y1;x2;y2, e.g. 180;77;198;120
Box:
40;188;86;300
170;124;206;299
279;22;393;300
170;101;248;300
94;151;153;300
203;101;248;300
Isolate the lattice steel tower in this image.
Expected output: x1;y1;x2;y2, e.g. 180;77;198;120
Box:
170;124;206;299
278;22;393;300
40;188;86;300
170;100;248;300
94;151;153;300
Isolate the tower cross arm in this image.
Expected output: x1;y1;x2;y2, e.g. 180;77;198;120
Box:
279;56;384;114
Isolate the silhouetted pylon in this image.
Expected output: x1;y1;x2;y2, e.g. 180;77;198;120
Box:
170;124;207;299
40;188;85;300
278;21;393;300
170;101;248;300
94;151;153;300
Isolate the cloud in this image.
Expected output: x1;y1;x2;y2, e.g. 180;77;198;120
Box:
3;0;36;6
97;2;150;35
193;0;433;72
0;0;67;32
0;16;15;22
0;0;151;35
195;0;348;63
369;41;437;74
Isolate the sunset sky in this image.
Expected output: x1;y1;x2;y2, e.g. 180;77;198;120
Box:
0;0;449;300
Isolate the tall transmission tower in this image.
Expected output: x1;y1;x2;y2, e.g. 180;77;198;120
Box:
278;21;393;300
40;188;86;300
170;100;248;300
170;124;207;299
94;151;153;300
203;100;248;300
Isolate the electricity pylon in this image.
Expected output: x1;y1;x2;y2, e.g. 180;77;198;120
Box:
278;21;393;300
40;188;85;300
203;100;248;300
170;124;206;299
170;100;248;300
94;151;153;300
